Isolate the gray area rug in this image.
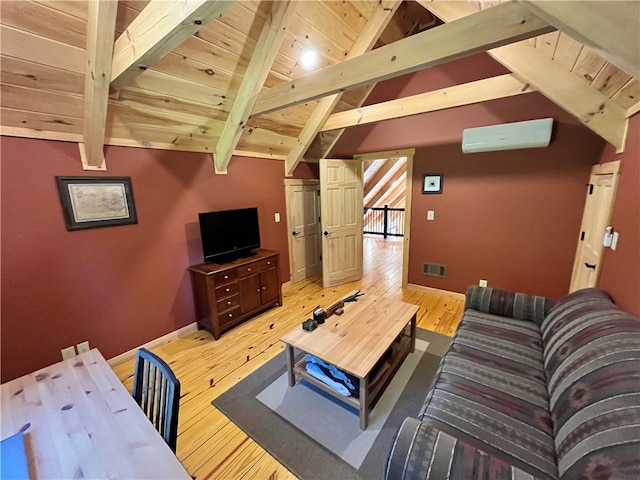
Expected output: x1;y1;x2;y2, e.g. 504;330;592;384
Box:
257;338;429;470
213;329;451;480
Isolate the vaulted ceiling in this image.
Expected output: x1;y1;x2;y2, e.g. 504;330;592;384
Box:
1;1;638;175
364;157;407;209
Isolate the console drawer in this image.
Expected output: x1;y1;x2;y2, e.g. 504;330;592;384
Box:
212;270;237;285
216;294;240;313
237;262;260;278
215;282;238;298
219;307;242;328
258;257;277;272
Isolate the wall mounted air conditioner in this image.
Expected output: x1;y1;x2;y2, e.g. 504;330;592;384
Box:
462;118;553;153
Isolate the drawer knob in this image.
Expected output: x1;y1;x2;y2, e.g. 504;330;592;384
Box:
267;261;271;265
262;286;266;290
228;313;233;318
226;288;230;292
256;289;260;292
224;275;229;279
247;268;251;271
227;301;231;305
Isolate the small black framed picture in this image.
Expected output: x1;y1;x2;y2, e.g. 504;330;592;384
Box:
422;174;443;194
56;176;138;231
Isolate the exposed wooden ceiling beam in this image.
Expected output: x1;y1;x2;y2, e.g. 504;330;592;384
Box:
420;1;629;151
389;191;407;209
80;0;118;170
252;2;554;116
111;0;234;90
364;158;406;207
379;1;437;46
496;46;628;150
214;1;296;174
322;74;535;131
363;159;376;176
520;0;640;78
354;148;416;161
282;0;402;176
306;73;532;161
368;169;406;208
304;84;377;161
375;173;407;208
365;160;396;199
0;124;288;161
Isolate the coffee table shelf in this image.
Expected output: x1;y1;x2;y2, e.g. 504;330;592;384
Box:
291;332;412;412
368;333;412;406
293;360;361;409
281;295;418;429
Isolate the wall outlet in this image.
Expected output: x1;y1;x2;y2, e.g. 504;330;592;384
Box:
274;212;280;223
427;210;435;221
479;279;488;287
76;341;90;354
61;346;77;360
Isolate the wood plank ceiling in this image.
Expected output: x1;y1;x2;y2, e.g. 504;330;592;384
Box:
1;1;638;174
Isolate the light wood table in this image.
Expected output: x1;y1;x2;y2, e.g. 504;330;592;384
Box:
281;294;419;429
0;349;190;479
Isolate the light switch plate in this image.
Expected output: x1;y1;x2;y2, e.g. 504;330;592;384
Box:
427;210;435;221
275;213;280;223
611;231;619;250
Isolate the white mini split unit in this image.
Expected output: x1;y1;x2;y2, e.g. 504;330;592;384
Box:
462;118;554;153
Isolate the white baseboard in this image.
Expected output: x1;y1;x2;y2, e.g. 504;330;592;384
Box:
407;283;466;301
107;322;199;368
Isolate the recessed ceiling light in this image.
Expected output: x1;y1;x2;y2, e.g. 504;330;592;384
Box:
300;47;317;69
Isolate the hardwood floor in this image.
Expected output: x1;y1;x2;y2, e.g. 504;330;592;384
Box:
113;235;464;479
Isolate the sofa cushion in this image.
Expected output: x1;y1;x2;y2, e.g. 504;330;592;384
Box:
541;288;640;479
386;418;548;480
465;285;554;325
419;310;558;479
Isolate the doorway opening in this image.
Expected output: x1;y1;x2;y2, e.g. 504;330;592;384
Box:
362;156;407;238
354;149;415;288
285;149;415;288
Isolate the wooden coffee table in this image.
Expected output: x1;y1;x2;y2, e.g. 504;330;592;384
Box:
280;294;419;429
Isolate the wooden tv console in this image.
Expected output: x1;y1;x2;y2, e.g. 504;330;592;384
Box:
188;249;282;339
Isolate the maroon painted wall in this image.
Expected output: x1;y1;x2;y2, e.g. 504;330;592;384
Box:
597;114;640;317
1;137;318;382
332;53;605;299
405;125;603;298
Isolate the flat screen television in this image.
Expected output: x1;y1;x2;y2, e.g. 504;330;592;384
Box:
198;207;260;263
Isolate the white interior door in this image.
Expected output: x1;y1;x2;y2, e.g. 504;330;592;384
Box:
285;179;322;284
569;161;621;292
320;159;363;288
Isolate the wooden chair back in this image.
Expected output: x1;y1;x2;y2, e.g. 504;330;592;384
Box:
133;348;181;452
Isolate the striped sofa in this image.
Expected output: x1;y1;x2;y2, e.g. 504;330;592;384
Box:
386;286;640;480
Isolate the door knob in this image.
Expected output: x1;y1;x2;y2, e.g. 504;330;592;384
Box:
292;231;300;236
323;231;332;237
584;262;596;270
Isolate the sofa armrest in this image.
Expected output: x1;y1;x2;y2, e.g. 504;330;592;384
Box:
464;285;554;325
385;418;546;480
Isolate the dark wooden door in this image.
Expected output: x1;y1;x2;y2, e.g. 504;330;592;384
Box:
239;274;261;314
259;268;280;304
